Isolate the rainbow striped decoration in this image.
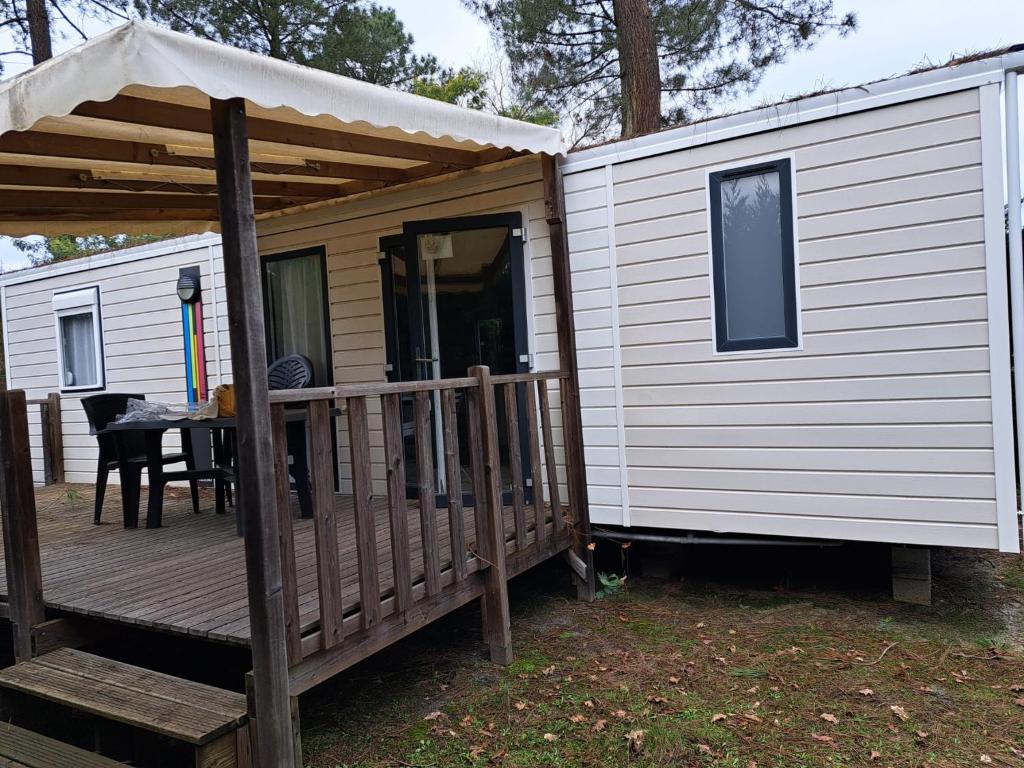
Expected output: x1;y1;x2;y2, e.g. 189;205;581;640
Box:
181;293;208;404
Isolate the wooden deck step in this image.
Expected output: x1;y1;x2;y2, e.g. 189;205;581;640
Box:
0;649;247;747
0;721;125;767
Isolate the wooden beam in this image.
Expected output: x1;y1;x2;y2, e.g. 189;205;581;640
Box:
0;389;45;662
0;164;376;198
540;154;596;602
74;95;484;168
210;96;297;767
0;130;428;182
0;190;287;211
0;209;221;222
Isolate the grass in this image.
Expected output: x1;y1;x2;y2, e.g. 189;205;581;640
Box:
300;544;1024;768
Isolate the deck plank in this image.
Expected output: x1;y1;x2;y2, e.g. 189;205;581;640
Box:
0;484;561;648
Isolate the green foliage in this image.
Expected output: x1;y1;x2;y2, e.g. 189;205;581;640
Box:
134;0;333;61
411;67;487;109
312;2;439;86
596;571;625;598
466;0;857;142
13;234;168;267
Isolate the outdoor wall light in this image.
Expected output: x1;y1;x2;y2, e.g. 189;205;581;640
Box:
176;273;202;303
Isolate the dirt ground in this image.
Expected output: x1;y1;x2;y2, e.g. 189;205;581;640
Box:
300;539;1024;768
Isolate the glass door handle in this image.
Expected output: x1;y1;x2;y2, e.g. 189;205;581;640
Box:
415;356;438;363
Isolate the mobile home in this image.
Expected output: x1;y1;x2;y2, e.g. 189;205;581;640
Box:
561;46;1024;555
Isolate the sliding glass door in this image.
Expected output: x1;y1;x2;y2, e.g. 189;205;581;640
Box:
380;213;530;504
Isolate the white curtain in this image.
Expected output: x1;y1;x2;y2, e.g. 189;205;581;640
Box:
60;312;97;387
265;254;328;385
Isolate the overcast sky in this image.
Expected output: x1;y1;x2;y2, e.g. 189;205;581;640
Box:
0;0;1022;271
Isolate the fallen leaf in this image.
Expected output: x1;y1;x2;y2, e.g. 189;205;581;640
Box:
696;621;705;628
569;714;585;723
424;711;444;721
1009;683;1023;692
583;700;594;709
712;713;727;722
514;701;527;711
647;695;667;704
916;731;929;739
820;713;839;724
626;729;646;755
890;705;909;721
543;733;558;742
858;688;874;696
469;745;485;759
697;744;712;754
810;734;834;744
669;676;680;684
980;756;992;764
870;751;881;761
592;719;607;732
541;665;556;676
742;713;763;723
1014;698;1024;707
461;715;473;727
613;709;627;719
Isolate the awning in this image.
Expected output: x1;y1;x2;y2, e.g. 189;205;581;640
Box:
0;22;566;236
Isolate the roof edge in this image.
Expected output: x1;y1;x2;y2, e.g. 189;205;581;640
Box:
563;45;1024;174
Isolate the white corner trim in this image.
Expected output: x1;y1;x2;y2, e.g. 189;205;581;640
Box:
979;82;1020;554
0;284;10;389
603;164;630;527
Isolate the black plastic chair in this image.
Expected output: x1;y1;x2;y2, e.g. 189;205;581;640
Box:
82;393;199;525
268;354;314;390
216;354;317;530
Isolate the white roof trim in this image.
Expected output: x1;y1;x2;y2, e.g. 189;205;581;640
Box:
562;48;1024;174
0;21;566;156
0;233;221;287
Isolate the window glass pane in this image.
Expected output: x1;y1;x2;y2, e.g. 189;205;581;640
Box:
264;253;330;386
60;312;97;387
719;169;786;343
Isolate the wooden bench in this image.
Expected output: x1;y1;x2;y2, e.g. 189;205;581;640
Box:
0;648;251;767
0;721;126;767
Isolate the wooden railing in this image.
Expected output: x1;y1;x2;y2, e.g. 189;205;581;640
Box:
25;393;64;486
268;366;578;690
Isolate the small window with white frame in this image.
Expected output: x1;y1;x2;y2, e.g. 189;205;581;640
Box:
708;157;800;353
53;286;105;391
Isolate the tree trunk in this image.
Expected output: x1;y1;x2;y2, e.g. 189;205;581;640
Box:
26;0;53;64
613;0;661;137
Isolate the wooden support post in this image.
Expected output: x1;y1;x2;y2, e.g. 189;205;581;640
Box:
0;389;45;661
211;97;297;767
468;366;513;665
541;154;596;602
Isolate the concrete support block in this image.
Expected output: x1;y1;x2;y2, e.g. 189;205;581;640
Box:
891;546;931;605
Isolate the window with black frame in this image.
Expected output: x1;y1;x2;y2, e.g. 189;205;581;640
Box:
708;158;800;353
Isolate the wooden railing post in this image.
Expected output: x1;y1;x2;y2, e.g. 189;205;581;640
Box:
46;393;64;485
0;389;45;661
468;366;512;665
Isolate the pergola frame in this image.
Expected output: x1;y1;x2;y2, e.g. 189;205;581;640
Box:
0;23;594;767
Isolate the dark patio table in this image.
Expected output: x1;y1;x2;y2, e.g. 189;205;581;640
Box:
104;410;315;529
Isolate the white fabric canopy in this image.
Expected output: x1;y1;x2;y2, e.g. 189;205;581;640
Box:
0;22;565;155
0;22;564;236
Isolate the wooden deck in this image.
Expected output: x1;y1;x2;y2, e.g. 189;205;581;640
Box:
0;483;562;648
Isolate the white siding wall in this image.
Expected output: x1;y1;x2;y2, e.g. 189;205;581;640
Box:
2;238;230;484
256;158;567;498
563;88;1014;550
